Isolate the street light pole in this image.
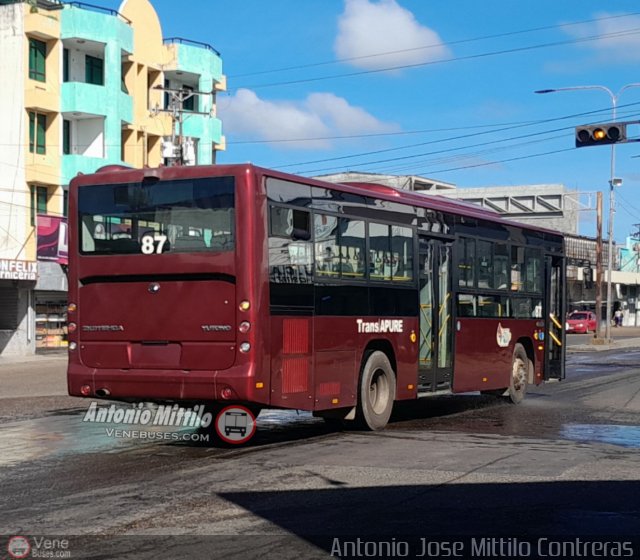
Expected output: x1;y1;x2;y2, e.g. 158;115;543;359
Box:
535;84;640;342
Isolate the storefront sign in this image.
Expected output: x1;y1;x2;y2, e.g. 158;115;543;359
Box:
37;215;68;265
0;259;37;281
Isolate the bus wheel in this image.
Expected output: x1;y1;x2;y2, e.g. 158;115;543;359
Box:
356;351;396;430
508;343;528;404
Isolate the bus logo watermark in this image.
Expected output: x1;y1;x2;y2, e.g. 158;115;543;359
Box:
215;405;257;444
83;402;213;428
7;536;30;559
7;537;71;559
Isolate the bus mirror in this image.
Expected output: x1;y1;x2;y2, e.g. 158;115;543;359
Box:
291;228;311;241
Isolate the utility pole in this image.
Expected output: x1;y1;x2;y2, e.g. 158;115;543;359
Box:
594;191;603;339
154;85;213;166
165;87;194;166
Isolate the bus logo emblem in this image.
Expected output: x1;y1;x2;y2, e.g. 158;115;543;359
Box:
496;323;512;348
215;405;257;445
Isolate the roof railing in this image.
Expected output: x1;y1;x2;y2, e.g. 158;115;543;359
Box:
64;1;131;25
0;0;63;10
163;37;220;57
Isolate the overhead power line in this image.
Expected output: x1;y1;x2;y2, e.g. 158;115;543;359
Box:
236;27;640;90
230;11;640;79
274;101;640;171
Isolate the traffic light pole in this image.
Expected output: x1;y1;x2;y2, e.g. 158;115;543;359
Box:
536;83;640;342
595;191;603;339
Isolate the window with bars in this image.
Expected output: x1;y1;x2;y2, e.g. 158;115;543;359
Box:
29;38;46;82
28;112;47;155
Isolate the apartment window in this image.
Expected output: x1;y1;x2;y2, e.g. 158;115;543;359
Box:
29;38;46;82
63;48;69;82
121;65;129;94
85;55;104;85
164;79;170;109
63;119;71;155
30;185;48;225
63;190;69;218
183;86;196;111
28;111;47;155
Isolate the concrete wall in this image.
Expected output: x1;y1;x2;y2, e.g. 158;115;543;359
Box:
445;184;579;235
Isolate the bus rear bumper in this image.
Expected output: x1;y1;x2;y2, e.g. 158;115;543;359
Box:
67;362;268;405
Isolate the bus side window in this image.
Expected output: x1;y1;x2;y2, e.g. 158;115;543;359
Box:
511;246;525;291
477;240;493;289
392;226;413;282
457;294;476;317
458;238;475;288
269;205;312;283
494;244;509;290
369;222;390;280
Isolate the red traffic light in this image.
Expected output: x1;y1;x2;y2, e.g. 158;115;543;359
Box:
575;123;626;147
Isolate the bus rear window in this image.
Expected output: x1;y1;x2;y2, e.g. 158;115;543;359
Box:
78;177;234;255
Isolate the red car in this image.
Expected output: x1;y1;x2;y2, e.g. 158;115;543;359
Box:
566;311;597;334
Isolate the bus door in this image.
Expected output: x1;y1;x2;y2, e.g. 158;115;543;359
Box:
418;235;454;392
544;254;566;380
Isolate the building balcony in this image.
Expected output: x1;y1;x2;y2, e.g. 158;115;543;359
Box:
62;81;107;116
61;154;120;185
61;81;131;122
163;38;225;90
61;3;132;51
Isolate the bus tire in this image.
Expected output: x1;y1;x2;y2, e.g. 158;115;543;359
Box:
355;351;396;431
508;343;528;404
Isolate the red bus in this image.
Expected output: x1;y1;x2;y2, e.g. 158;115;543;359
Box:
67;164;565;431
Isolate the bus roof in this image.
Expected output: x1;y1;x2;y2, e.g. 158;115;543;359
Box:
78;163;563;239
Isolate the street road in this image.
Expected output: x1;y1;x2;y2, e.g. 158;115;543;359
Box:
0;348;639;559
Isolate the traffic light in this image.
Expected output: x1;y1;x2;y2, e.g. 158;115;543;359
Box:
575;123;627;148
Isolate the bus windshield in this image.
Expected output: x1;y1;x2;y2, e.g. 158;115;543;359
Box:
78;176;235;255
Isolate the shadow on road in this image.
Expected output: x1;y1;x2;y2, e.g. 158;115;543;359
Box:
51;481;640;559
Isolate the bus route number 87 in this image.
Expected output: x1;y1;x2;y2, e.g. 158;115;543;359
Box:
141;234;167;255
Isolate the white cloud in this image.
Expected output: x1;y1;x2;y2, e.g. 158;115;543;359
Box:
563;12;640;62
219;88;399;149
334;0;450;71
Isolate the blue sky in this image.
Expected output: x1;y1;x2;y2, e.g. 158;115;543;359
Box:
108;0;640;242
